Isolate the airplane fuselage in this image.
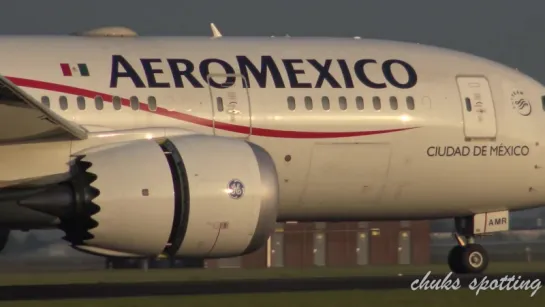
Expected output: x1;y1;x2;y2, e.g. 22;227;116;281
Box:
1;36;544;222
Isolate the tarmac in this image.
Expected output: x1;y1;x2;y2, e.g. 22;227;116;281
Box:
1;272;545;301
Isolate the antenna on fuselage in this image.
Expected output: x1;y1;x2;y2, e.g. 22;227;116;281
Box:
210;23;222;38
71;26;139;37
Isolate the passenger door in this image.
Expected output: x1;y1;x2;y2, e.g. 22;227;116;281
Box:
207;73;252;139
456;76;497;139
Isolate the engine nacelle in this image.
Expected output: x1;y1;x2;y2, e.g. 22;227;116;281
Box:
164;135;279;258
18;135;279;258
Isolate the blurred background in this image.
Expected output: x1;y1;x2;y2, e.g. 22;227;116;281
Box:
1;207;544;271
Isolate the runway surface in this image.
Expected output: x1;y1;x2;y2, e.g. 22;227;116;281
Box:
2;273;545;301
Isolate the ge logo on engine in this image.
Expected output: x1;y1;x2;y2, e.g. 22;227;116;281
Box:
227;179;245;199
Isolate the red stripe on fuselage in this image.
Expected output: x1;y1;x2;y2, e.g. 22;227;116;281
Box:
6;76;417;139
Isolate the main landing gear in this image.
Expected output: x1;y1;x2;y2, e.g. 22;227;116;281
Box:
447;216;489;274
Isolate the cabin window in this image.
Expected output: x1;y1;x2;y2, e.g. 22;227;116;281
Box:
59;96;68;110
216;97;224;112
373;96;381;110
148;96;157;111
130;96;139;110
41;96;50;108
322;96;330;110
389;96;398;110
287;96;296;110
406;96;415;110
112;96;122;110
304;96;313;110
95;96;104;110
465;97;472;112
356;96;364;110
541;96;545;111
77;96;86;110
339;96;347;110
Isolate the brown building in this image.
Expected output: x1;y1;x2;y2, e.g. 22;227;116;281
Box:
206;220;430;268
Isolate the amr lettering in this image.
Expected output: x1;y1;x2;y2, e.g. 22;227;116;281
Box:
488;217;507;226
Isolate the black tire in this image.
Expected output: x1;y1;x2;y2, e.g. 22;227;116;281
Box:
460;244;489;274
447;245;466;274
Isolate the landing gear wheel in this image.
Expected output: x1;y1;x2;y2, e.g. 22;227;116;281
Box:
461;244;488;274
448;244;489;274
448;245;465;274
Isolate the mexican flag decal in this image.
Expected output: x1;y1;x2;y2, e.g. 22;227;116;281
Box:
60;63;90;77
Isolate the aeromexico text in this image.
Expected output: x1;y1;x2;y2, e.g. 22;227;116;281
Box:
427;145;530;157
109;55;418;89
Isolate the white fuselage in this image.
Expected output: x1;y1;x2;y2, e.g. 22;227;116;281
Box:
1;36;544;222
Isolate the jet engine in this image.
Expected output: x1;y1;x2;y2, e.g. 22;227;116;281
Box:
17;135;279;258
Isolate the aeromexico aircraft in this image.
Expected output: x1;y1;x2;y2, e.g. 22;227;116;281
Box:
0;25;540;274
